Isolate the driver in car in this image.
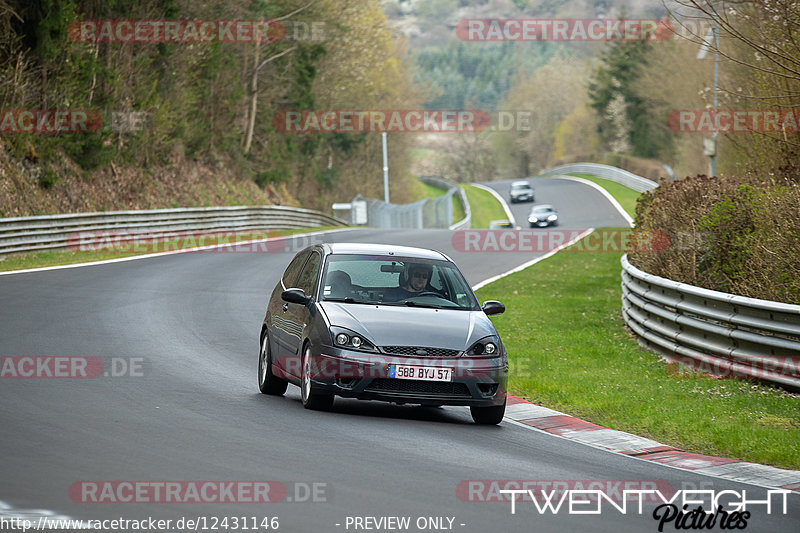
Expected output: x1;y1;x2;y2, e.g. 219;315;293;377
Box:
386;263;438;302
403;263;431;294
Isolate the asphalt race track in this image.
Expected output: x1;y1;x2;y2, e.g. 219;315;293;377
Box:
1;178;797;532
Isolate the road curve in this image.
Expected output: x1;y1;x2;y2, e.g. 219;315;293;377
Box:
1;179;797;532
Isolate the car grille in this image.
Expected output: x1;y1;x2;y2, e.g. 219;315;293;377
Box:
381;346;461;357
365;379;471;398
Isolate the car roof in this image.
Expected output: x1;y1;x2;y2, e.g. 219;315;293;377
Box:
321;242;450;261
531;204;554;210
511;180;531;187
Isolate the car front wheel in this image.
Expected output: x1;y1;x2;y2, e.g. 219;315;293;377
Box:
301;346;334;411
470;400;506;425
258;330;288;396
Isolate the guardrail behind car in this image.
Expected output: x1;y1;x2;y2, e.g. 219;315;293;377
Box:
418;176;471;230
621;254;800;389
353;177;470;230
539;162;658;193
0;205;346;256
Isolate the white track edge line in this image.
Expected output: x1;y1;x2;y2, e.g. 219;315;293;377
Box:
549;175;635;227
0;227;361;277
470;183;516;226
472;228;595;291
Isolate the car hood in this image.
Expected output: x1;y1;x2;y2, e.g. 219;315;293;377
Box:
320;302;498;350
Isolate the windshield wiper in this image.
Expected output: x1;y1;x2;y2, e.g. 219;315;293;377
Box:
324;297;373;305
400;300;444;309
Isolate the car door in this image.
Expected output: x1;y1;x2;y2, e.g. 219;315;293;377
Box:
270;250;309;367
282;250;322;378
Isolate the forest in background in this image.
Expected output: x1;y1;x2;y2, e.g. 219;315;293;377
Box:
392;0;798;184
1;0;798;236
388;0;799;301
0;0;420;216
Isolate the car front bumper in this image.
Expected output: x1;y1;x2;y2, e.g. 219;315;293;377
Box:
529;219;556;227
307;346;508;407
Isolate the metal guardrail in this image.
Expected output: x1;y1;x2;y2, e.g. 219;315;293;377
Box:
0;206;346;256
540;162;658;192
352;177;470;230
419;176;471;230
621;254;800;389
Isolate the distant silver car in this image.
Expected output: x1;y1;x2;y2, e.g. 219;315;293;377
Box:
528;204;558;227
509;180;534;203
258;243;509;424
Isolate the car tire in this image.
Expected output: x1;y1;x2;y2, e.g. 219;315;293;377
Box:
470;400;506;425
259;330;288;396
301;346;334;411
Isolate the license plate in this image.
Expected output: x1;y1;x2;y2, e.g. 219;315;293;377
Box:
390;364;452;382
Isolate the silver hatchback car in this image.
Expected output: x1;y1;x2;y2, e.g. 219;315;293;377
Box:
258;243;509;424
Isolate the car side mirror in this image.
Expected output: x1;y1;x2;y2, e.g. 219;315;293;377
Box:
282;288;311;305
482;300;505;316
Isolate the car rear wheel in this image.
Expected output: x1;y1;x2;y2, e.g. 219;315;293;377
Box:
301;346;334;411
258;330;288;396
470;400;506;425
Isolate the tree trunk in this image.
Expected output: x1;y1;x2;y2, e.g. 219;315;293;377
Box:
243;39;261;154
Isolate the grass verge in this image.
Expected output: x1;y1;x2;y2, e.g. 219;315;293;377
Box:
415;179;448;200
463;184;507;229
568;174;641;219
0;227;343;273
476;229;800;469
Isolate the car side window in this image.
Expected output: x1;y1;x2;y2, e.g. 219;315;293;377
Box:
296;252;321;296
282;251;310;287
429;267;444;292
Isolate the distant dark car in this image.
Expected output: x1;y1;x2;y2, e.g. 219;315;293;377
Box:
258;243;508;424
509;180;534;203
528;204;558;227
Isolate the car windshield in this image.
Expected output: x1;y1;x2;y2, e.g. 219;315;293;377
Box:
321;254;480;310
532;206;553;214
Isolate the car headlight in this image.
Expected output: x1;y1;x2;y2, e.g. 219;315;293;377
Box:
330;327;375;352
466;336;502;357
528;216;537;222
547;214;557;221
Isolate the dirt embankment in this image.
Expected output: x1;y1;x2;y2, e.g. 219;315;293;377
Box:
0;141;292;218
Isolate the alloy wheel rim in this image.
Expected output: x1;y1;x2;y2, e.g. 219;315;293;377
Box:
259;338;268;385
302;350;311;402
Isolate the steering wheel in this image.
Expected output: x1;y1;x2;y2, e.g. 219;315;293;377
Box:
414;291;442;298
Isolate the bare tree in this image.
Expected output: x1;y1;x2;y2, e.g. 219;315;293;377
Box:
670;0;800;149
242;1;312;154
